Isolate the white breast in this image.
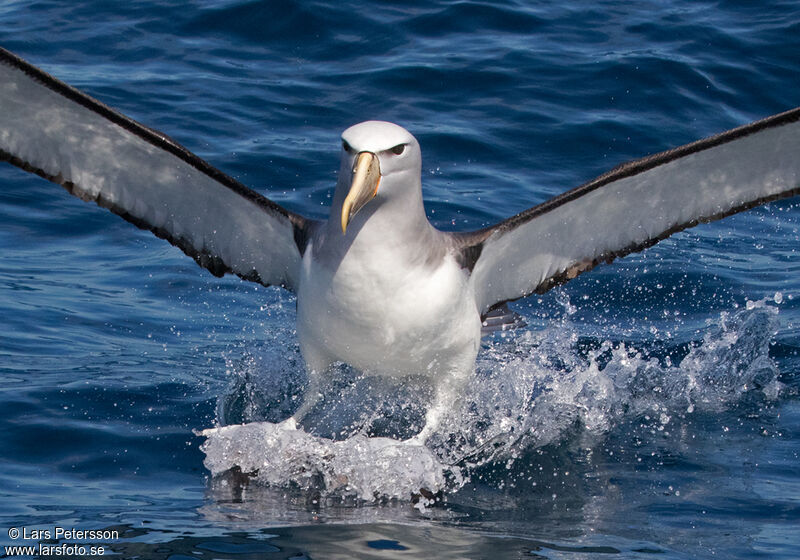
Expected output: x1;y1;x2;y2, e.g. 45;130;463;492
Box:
296;231;481;378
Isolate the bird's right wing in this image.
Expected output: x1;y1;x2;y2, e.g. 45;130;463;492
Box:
458;106;800;315
0;47;313;291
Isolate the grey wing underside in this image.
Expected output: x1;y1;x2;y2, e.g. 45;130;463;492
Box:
458;106;800;315
0;47;315;291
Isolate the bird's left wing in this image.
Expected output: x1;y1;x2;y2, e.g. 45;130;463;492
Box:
458;107;800;315
0;47;313;291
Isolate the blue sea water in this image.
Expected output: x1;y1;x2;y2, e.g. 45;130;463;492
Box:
1;1;799;558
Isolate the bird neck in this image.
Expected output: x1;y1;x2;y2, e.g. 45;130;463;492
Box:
323;176;440;262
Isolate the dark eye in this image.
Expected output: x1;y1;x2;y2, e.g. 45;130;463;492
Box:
390;144;405;155
342;140;353;153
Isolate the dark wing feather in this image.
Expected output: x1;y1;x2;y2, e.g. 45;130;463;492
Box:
0;47;316;291
455;107;800;314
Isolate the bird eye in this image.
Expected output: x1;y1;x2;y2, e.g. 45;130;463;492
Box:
390;144;405;155
342;140;353;153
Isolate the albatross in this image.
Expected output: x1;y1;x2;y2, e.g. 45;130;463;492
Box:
1;47;799;439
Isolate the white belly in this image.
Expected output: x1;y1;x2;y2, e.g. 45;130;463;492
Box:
296;238;481;378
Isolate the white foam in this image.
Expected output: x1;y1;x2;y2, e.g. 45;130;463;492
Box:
200;420;462;504
199;298;783;502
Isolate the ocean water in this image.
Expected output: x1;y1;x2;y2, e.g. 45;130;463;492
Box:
1;1;799;558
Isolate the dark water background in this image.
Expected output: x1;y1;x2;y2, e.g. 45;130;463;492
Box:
1;1;799;558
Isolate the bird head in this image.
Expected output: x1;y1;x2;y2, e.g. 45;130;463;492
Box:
338;121;421;234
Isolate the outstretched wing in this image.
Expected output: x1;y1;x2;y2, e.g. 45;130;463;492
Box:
0;47;314;291
459;107;800;314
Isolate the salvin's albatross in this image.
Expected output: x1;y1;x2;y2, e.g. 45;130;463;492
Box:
1;47;799;439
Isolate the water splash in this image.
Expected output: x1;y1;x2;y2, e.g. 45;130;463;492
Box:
431;297;782;467
200;421;460;506
200;298;783;503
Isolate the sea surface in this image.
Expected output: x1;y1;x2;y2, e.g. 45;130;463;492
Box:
1;1;799;558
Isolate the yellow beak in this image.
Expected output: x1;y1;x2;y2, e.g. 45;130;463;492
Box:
341;151;381;233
